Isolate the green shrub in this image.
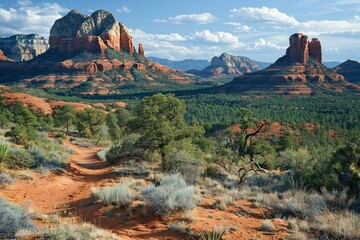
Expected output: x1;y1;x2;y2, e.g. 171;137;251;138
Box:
163;139;206;185
0;197;35;239
8;148;34;169
0;142;12;167
5;125;37;145
106;133;141;164
142;174;199;215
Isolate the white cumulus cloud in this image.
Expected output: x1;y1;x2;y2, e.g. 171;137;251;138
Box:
0;0;69;37
224;22;253;32
248;38;287;50
130;29;187;42
117;6;131;14
155;12;216;24
193;30;240;44
230;6;299;26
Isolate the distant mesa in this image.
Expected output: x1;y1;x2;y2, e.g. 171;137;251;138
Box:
220;33;360;94
49;9;143;56
189;52;261;77
334;60;360;84
147;57;209;71
0;34;48;61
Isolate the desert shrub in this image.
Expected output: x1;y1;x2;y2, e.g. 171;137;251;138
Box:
260;219;275;232
289;231;308;240
0;197;35;239
214;197;227;211
8;148;35;169
46;222;118;240
316;211;360;240
199;226;227;240
28;145;47;167
167;221;188;234
214;194;234;210
0;173;13;188
5;125;37;145
201;178;226;196
92;184;136;207
263;190;326;220
29;146;64;171
142;174;199;215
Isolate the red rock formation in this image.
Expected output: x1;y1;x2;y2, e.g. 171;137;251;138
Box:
120;24;134;55
309;38;322;63
50;35;108;56
49;10;136;56
288;33;309;64
0;49;7;61
100;33;121;52
138;43;144;56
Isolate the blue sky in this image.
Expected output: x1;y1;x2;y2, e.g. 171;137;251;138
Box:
0;0;359;62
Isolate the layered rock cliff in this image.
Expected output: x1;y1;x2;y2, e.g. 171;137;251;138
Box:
191;52;260;77
0;34;48;61
49;10;135;55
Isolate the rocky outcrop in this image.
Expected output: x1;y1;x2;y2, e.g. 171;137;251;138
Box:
49;9;135;55
334;60;360;84
309;38;322;63
138;43;144;56
287;33;309;64
191;52;260;77
0;50;9;61
120;25;134;55
0;34;48;61
285;33;322;65
219;34;358;95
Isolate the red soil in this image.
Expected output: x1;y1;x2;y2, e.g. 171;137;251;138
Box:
0;140;289;239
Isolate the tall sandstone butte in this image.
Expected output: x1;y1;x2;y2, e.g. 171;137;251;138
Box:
138;43;144;56
49;9;135;55
286;33;322;65
309;38;322;63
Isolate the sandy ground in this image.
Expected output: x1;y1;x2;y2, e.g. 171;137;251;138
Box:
0;139;289;239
